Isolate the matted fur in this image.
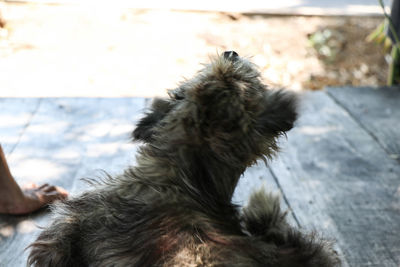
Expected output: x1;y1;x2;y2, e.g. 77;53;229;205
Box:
28;52;340;267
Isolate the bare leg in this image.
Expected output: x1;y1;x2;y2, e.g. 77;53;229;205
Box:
0;145;68;215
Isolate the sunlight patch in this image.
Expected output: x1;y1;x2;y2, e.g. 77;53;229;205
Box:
11;158;68;183
298;126;339;135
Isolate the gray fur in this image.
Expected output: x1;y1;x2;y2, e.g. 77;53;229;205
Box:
28;53;340;267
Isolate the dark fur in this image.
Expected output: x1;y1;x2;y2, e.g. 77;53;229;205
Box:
28;53;340;267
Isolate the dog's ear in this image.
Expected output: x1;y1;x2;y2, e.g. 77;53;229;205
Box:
255;90;298;136
132;98;174;142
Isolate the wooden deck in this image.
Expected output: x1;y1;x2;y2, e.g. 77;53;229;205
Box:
0;86;399;267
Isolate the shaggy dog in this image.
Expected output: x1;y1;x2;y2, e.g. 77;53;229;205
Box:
28;51;340;266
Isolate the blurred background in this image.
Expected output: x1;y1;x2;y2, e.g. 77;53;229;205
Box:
0;0;392;97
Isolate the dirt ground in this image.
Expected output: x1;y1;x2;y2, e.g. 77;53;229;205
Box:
0;3;388;97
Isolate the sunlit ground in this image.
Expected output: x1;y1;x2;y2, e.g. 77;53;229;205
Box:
1;97;143;190
0;2;387;97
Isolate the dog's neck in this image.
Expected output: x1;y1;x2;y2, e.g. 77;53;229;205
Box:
136;145;246;204
185;146;246;202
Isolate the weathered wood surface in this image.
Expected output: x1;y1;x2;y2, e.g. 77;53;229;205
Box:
327;86;400;162
0;87;399;267
269;90;400;267
0;98;42;155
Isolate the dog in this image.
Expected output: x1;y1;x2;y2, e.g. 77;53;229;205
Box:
28;51;340;266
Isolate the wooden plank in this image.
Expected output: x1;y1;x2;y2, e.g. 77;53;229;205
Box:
233;160;299;227
0;98;145;267
269;91;400;267
0;98;42;155
327;86;400;161
67;98;146;195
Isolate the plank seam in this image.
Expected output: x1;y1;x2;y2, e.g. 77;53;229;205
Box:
325;90;400;164
9;98;43;155
267;166;301;228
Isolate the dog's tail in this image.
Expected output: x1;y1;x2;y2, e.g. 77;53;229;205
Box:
241;189;341;267
242;189;288;239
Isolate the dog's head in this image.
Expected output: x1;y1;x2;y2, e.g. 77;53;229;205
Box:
133;51;298;166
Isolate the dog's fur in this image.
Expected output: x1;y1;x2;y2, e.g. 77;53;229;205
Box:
28;52;340;267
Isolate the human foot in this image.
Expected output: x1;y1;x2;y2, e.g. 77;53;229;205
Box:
0;182;68;215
